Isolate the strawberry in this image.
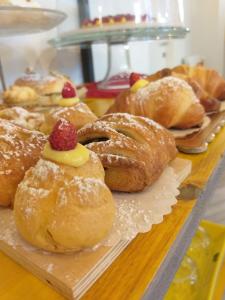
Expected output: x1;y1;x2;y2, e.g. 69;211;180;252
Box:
129;72;142;87
62;82;76;98
49;119;77;151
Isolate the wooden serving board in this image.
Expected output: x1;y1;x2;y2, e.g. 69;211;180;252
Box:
0;158;191;300
176;111;225;154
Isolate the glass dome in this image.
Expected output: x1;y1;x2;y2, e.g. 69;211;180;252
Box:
82;0;184;29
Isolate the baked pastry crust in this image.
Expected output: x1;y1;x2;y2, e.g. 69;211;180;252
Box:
108;77;205;129
0;119;46;207
3;85;39;106
14;151;115;253
0;106;44;130
3;72;74;107
40;102;97;134
78;113;177;192
147;65;224;113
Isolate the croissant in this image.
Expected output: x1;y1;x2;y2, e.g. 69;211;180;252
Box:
39;102;97;134
0;119;46;206
108;77;205;129
147;65;224;113
14;150;115;253
173;65;225;100
78;113;177;192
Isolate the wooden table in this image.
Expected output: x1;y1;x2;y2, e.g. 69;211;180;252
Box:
1;126;225;300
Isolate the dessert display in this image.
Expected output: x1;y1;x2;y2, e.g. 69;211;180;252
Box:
147;65;225;114
0;106;44;130
39;82;97;134
108;76;205;130
0;119;46;207
78;113;177;192
82;14;149;28
14;119;115;253
3;71;74;108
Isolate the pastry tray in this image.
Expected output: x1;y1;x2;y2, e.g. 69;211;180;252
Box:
0;158;191;300
176;111;225;154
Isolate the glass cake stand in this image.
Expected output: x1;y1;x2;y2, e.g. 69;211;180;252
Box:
49;25;189;89
0;6;67;90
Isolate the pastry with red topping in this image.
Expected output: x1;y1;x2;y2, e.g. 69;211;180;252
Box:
3;71;75;108
81;13;150;28
40;82;97;134
14;120;115;253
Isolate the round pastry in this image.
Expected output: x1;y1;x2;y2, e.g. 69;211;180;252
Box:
40;82;97;134
0;106;44;130
14;119;115;253
78;113;177;192
3;71;75;107
3;85;39;107
15;72;70;99
0;119;46;207
108;76;205;129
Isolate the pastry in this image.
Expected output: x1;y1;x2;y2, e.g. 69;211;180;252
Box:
3;71;74;108
0;119;46;207
108;76;205;129
0;106;44;130
78;113;177;192
82;14;149;28
39;82;97;134
14;119;115;253
147;65;224;113
172;65;225;101
3;85;39;107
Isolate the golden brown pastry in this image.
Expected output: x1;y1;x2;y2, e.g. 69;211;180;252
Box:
0;119;46;207
78;113;177;192
147;65;223;113
3;71;74;107
108;77;205;129
40;102;97;134
0;106;44;130
173;65;225;101
14;120;115;253
3;85;39;107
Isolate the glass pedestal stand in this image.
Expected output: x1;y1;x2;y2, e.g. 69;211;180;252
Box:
0;6;66;91
0;58;6;91
50;25;189;91
98;43;132;90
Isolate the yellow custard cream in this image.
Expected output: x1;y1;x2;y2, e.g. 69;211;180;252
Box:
58;97;80;107
43;142;89;167
130;79;149;93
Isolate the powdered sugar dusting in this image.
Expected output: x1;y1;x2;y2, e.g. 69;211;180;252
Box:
0;210;36;251
32;159;62;180
57;176;107;208
0;107;44;130
136;76;199;103
0;120;45;176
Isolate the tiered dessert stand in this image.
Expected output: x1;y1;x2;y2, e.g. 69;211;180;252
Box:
49;24;189;89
